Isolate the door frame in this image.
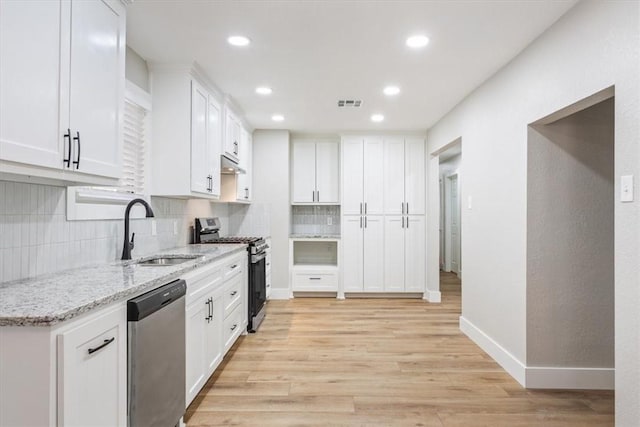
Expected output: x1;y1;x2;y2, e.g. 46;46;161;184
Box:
444;172;461;275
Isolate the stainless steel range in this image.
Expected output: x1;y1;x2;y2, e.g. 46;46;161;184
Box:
194;217;267;332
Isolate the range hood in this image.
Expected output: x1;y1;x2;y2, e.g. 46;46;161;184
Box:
221;155;246;175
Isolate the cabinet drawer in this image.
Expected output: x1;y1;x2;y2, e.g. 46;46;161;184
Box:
292;271;338;291
185;265;222;305
223;304;243;352
223;273;243;318
223;256;243;281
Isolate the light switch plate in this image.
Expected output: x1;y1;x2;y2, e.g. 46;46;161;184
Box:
468;196;473;210
151;220;157;236
173;221;178;235
621;175;634;202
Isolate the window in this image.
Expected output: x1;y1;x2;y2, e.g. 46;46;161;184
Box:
67;81;152;220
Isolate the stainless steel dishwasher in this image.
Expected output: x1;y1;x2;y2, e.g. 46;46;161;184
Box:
128;279;186;427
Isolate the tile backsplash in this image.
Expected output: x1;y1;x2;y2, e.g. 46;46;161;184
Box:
0;181;234;283
291;205;340;236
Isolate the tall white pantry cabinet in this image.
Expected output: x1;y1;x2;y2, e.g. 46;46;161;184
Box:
341;136;426;294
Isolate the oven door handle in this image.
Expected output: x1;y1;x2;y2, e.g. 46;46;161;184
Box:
251;253;267;263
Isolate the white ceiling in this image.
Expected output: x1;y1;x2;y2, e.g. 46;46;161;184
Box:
126;0;578;134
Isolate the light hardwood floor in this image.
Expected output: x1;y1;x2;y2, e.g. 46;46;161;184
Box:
185;272;614;426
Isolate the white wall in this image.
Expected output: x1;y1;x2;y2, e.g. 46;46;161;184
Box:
252;130;290;298
125;46;149;91
527;98;614;369
426;0;639;418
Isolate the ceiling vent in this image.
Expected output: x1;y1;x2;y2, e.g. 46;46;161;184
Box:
338;99;362;108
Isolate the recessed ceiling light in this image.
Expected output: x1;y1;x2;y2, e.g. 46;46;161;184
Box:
272;114;284;122
406;35;429;49
256;86;272;95
227;35;250;47
371;114;384;123
383;86;400;96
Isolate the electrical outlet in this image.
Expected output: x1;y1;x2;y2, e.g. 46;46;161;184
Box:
151;220;157;236
327;217;333;226
173;221;178;235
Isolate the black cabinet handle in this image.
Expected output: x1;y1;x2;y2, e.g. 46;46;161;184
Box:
309;277;321;280
63;129;71;168
88;337;115;354
72;131;80;169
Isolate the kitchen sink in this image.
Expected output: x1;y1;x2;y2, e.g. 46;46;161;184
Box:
136;256;200;266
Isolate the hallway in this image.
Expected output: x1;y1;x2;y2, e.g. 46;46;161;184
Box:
185;272;613;426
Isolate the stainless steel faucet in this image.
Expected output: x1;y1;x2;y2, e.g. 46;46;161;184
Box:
121;198;155;260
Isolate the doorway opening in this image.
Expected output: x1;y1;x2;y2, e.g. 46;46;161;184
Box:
438;140;462;300
526;87;614;389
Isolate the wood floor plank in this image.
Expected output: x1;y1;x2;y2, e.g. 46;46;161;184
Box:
185;272;613;426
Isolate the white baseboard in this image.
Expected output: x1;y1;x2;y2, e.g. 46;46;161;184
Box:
459;316;526;386
269;288;291;300
460;316;615;390
525;367;614;390
424;290;441;303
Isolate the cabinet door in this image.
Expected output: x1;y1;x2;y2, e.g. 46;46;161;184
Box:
68;0;125;179
236;128;251;201
384;216;405;292
383;138;405;215
0;0;64;169
363;216;384;292
342;216;363;292
405;216;426;292
404;137;426;215
291;141;317;203
191;80;210;194
208;95;222;197
205;297;223;376
315;141;340;203
185;297;208;405
341;138;363;215
224;112;240;161
363;137;384;215
58;304;127;427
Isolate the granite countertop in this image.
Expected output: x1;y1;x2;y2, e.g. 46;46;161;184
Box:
0;244;247;327
290;234;341;239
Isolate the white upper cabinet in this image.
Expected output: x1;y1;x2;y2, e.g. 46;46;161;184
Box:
150;66;222;199
191;80;210;195
224;110;241;162
291;142;316;203
291;140;339;204
315;142;340;204
404;137;426;215
342;136;384;214
382;136;425;215
341;137;364;215
236;128;252;201
208;95;222;196
0;0;125;184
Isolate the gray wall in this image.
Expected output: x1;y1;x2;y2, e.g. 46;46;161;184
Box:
527;98;614;368
252;130;290;295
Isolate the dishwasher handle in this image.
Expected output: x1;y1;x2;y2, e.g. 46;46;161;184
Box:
127;279;187;321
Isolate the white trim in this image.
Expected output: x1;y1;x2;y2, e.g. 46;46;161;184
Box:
459;316;527;386
423;290;441;302
125;81;152;111
269;288;292;300
525;367;614;390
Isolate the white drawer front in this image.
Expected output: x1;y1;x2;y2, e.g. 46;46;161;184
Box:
292;272;338;291
223;304;243;352
223;273;242;318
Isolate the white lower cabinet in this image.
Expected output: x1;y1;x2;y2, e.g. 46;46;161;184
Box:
183;251;248;406
57;304;127;427
341;215;384;292
383;215;426;292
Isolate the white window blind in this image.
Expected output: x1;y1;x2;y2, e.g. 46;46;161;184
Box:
121;99;147;194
